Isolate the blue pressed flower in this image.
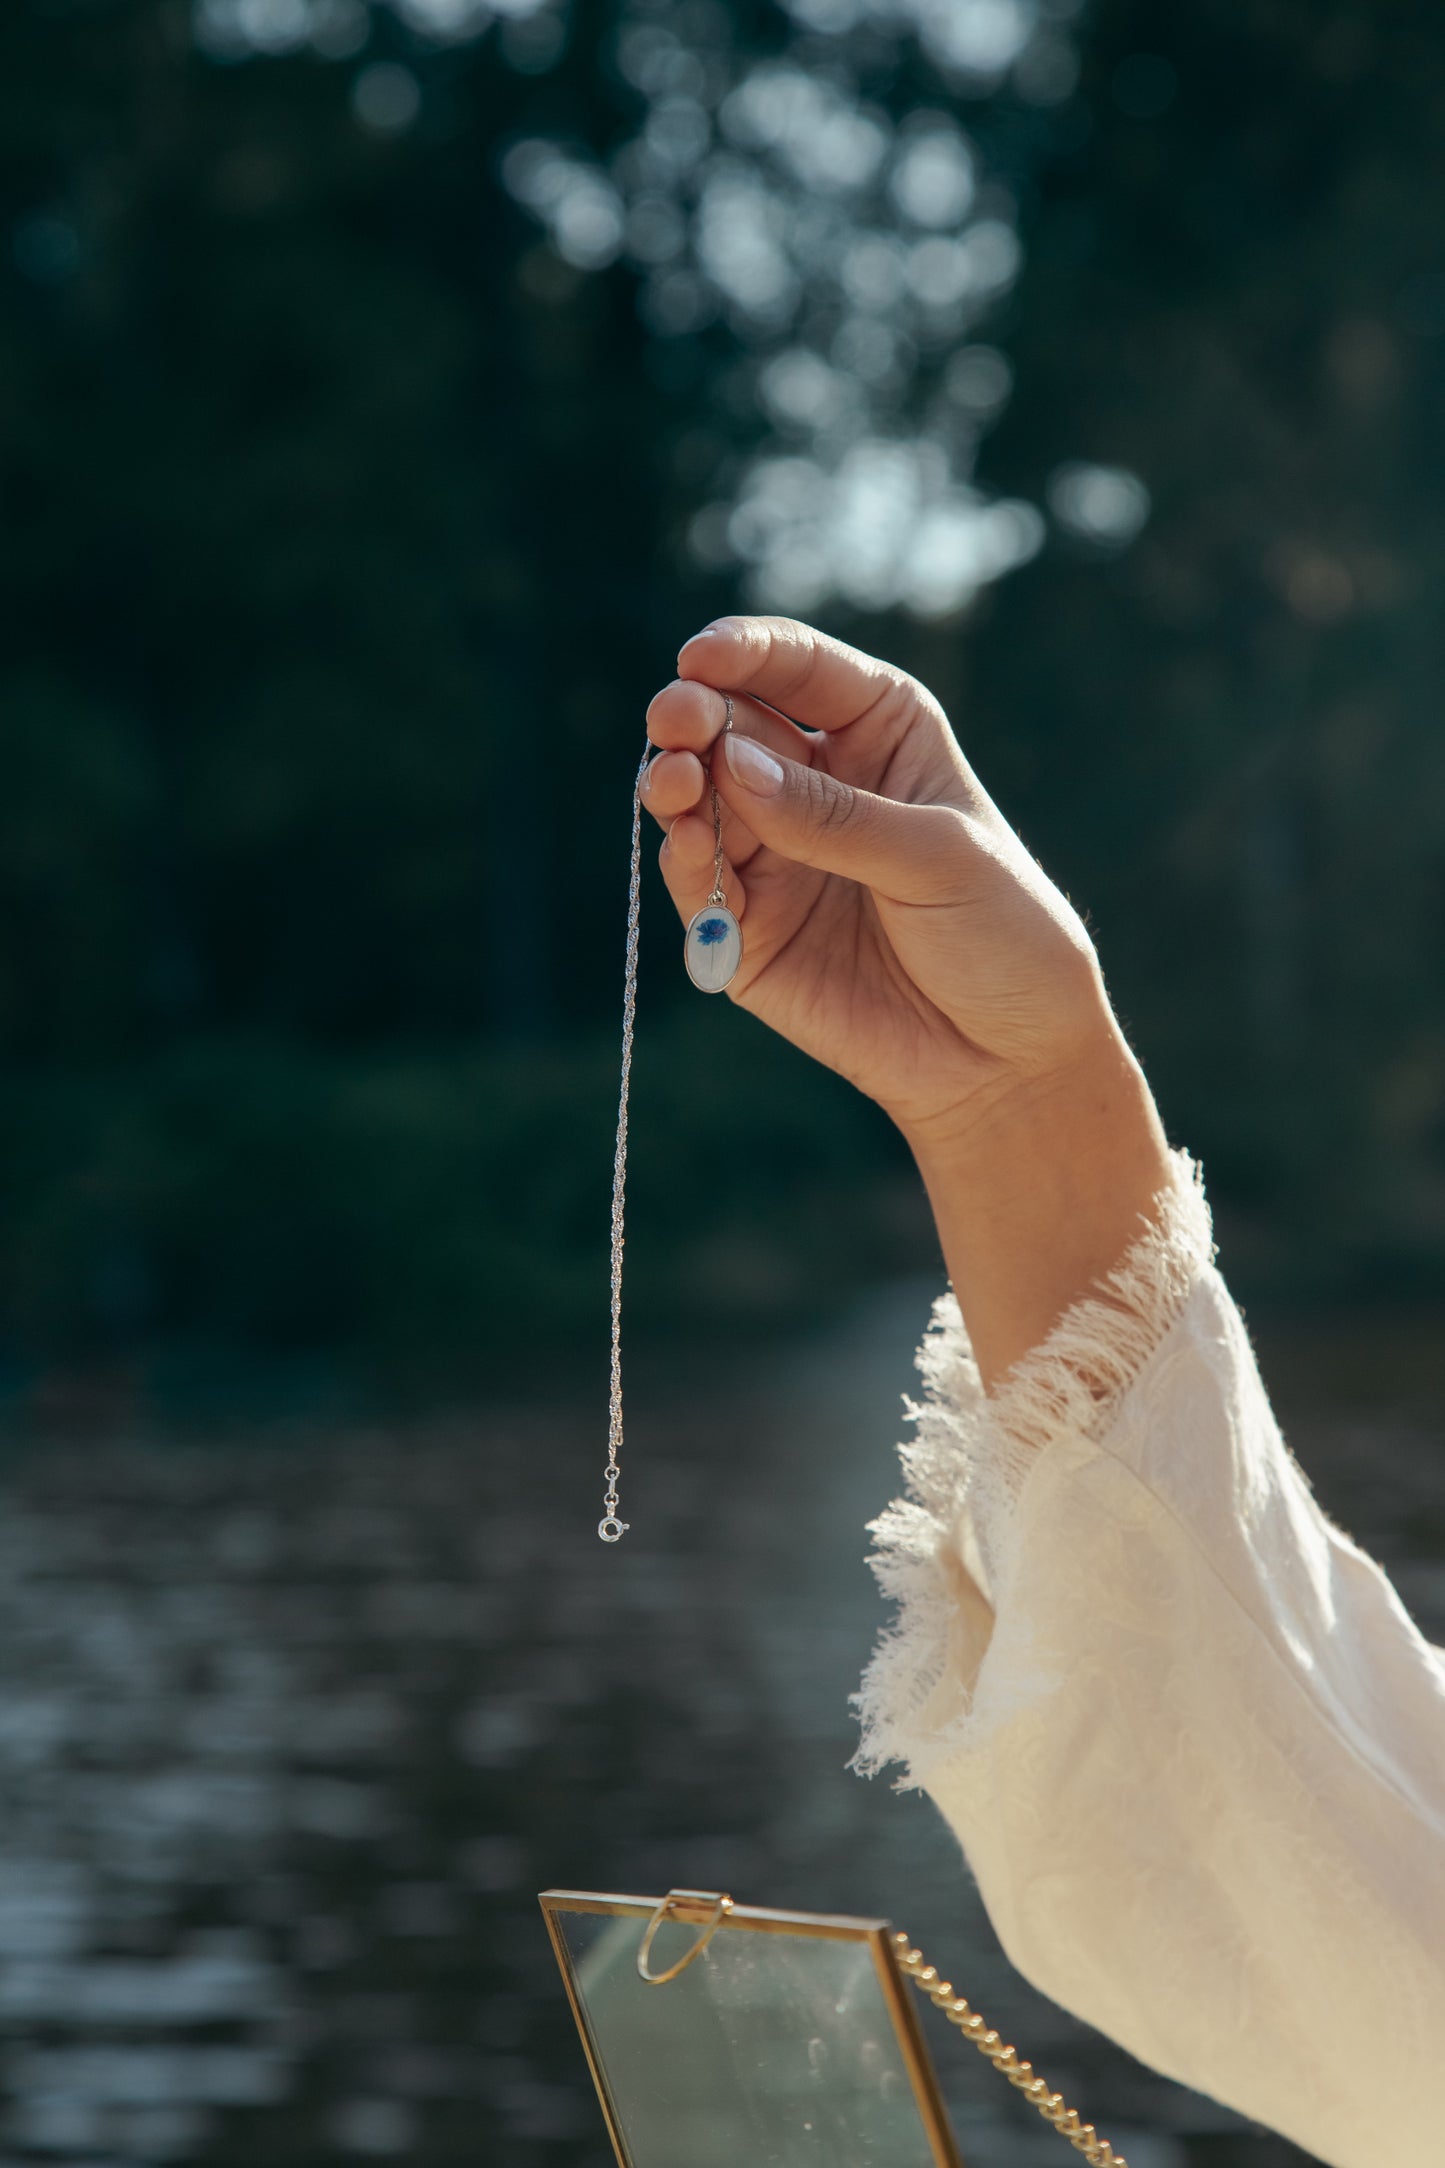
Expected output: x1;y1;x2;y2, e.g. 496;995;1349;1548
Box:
697;916;729;945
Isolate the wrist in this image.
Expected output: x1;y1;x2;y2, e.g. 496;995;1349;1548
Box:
897;1021;1175;1394
899;1011;1165;1181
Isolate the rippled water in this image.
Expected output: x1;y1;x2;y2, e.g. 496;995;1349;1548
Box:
0;1286;1438;2167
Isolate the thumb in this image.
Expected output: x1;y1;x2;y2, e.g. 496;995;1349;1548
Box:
717;730;964;905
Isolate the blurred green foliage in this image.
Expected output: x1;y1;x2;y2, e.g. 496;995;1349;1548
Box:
1;0;1442;1397
0;1012;916;1391
973;0;1445;1291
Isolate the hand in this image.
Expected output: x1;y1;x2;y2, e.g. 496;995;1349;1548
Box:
644;615;1175;1387
645;615;1109;1149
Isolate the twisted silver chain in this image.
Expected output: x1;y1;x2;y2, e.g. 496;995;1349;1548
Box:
598;734;652;1544
600;706;731;1543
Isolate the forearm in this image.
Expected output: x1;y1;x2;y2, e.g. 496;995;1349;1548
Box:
898;1013;1174;1396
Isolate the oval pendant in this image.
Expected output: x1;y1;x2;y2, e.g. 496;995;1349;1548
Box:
684;904;742;993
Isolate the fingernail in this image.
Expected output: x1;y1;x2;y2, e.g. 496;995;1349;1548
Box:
724;733;785;795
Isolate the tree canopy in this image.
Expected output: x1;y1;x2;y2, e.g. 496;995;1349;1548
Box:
2;0;1442;1389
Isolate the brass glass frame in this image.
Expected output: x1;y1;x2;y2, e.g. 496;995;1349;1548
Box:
539;1888;966;2168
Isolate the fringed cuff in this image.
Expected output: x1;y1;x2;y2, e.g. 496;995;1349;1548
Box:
851;1146;1215;1786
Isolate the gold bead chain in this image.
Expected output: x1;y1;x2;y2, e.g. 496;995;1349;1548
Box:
893;1934;1129;2167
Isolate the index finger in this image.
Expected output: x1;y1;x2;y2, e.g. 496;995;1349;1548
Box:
677;615;930;737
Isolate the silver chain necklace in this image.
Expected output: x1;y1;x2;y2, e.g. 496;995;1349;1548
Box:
599;697;740;1542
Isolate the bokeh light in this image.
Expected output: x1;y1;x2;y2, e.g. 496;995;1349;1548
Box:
1046;460;1152;548
499;0;1082;618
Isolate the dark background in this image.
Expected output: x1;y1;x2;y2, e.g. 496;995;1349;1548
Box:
0;1;1441;2164
5;0;1445;1404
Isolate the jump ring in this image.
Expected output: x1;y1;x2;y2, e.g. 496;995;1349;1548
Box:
636;1889;733;1986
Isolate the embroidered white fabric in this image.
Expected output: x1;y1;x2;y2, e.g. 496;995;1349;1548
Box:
853;1146;1445;2168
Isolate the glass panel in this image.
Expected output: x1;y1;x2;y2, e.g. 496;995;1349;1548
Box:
556;1908;943;2168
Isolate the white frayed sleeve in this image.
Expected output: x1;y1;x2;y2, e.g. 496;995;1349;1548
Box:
854;1148;1445;2168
